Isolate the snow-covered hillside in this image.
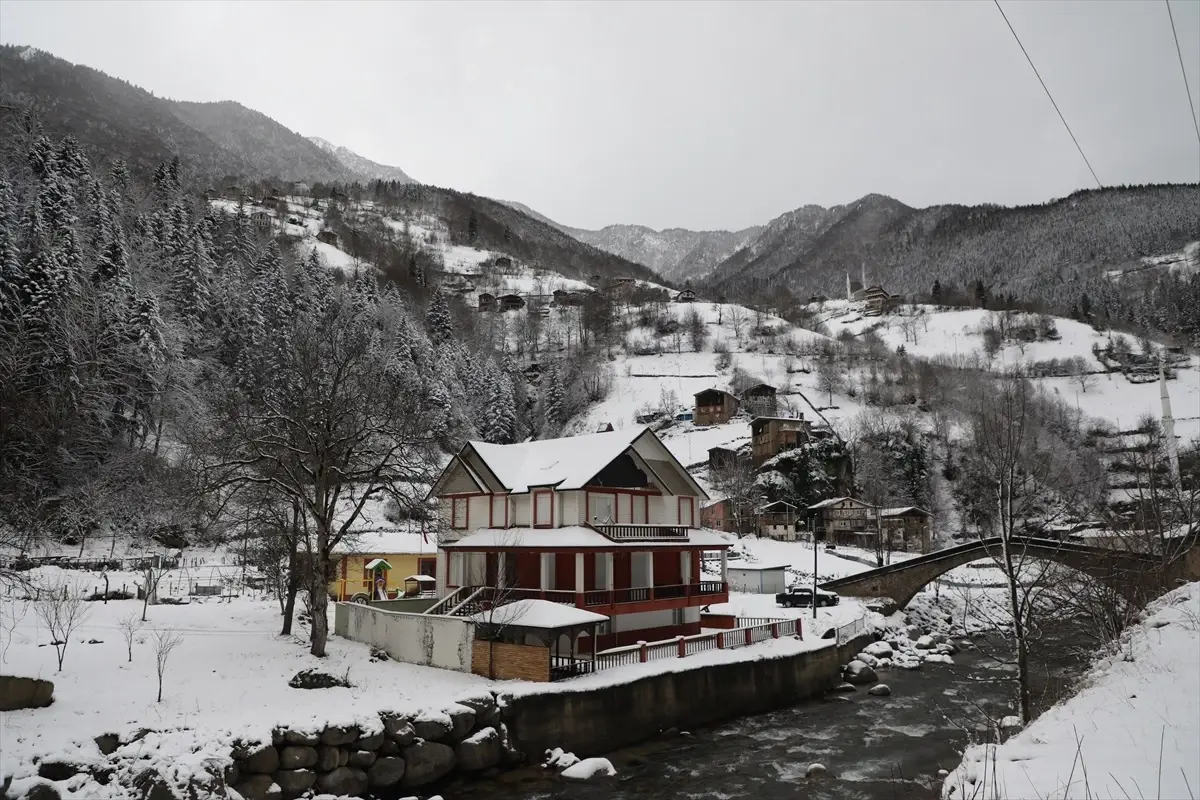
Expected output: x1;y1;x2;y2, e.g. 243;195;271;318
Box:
944;581;1200;800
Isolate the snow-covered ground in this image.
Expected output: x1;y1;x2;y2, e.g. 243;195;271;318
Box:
943;581;1200;800
0;594;489;798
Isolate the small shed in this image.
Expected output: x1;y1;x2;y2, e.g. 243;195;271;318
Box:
498;294;525;312
317;230;339;246
726;564;789;594
478;292;497;312
675;288;697;303
596;422;614;433
401;574;437;597
471;599;609;681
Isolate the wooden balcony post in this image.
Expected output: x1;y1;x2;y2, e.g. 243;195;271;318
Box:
745;628;752;646
771;622;780;639
676;635;686;658
717;632;725;649
638;641;648;663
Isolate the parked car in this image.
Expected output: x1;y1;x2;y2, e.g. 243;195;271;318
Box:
776;586;840;608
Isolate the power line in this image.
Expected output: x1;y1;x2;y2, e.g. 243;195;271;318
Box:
1165;0;1200;147
993;0;1103;189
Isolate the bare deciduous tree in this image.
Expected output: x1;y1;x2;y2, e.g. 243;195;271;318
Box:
151;629;183;702
33;581;91;672
118;612;145;663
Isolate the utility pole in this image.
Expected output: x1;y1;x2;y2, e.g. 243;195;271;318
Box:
811;512;819;621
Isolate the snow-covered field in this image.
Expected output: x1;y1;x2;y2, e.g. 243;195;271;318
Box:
0;594;489;798
943;581;1200;800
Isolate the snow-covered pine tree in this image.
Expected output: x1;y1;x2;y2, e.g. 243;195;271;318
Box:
542;361;565;431
0;179;22;319
171;232;214;326
426;287;453;345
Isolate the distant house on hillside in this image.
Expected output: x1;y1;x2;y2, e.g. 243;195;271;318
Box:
694;389;740;426
807;496;877;548
317;230;339;246
477;293;497;312
493;256;513;270
292;182;311;196
881;506;931;553
498;294;525;312
863;286;898;317
596;422;614;433
750;415;810;466
757;501;800;541
553;289;588;307
707;446;740;472
674;289;697;303
251;211;272;230
740;384;778;418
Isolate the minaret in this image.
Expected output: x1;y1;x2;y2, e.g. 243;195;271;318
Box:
846;272;852;301
860;262;867;290
1160;356;1181;487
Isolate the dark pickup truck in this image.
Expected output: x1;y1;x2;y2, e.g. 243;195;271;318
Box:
776;586;840;608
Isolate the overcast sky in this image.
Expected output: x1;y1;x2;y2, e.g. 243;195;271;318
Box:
1;0;1198;230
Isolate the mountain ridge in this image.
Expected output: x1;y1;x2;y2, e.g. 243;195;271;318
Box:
307;136;416;184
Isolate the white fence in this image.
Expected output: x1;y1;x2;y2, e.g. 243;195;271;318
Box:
835;614;867;645
334;602;475;673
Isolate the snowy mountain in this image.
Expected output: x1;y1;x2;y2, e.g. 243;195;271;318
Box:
566;224;765;284
308;136;416;184
706;187;1200;323
492;200;763;283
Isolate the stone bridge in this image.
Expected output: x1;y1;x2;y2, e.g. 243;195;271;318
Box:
820;536;1200;609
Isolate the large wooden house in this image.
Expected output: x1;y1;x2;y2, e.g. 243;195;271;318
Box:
740;384;778;418
428;427;731;651
750;415;811;466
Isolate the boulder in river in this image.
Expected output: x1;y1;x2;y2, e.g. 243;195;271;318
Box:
843;660;878;685
868;684;892;697
914;635;935;650
806;763;828;778
863;641;894;658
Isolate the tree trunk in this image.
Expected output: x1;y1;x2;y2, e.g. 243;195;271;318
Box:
309;525;330;657
280;529;300;636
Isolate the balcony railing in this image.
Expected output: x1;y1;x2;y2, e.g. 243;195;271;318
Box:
443;582;728;614
594;523;690;541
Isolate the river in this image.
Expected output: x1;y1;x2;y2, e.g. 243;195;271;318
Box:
442;627;1090;800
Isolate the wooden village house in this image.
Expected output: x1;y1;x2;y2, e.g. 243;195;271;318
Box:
750;415;811;466
694;389;740;426
740;384;778;418
428;426;732;652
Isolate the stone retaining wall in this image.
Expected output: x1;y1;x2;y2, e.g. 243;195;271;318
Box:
227;694;514;800
503;632;875;757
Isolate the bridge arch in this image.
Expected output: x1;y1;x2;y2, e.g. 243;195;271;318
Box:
820;537;1168;609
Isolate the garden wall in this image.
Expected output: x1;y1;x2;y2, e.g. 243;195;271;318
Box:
333;602;474;672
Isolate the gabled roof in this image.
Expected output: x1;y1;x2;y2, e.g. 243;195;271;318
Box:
469;599;609;629
807;496;876;510
694;388;737;401
740;383;777;396
760;500;797;512
432;426;707;499
468;427;645;493
881;506;929;517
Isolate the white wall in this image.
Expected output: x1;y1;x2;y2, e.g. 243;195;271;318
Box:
610;608;675;633
727;568;787;594
334;602;474;672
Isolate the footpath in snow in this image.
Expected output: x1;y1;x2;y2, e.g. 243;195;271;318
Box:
943;581;1200;800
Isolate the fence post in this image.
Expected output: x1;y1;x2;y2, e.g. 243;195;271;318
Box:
677;635;686;658
745;628;752;646
638;641;648;663
771;622;779;639
717;632;725;649
798;619;803;640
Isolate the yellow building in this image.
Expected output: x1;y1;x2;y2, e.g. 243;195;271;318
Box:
329;529;438;602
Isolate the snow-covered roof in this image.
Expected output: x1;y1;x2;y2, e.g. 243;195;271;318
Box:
880;506;928;517
469;599;609;629
364;558;392;570
442;526;732;549
333;528;438;556
468;427;647;493
403;574;437;583
808;497;874;510
727;563;790;572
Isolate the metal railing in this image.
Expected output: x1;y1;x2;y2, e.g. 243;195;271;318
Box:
438;582;729;614
835;614;866;645
594;523;691;541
